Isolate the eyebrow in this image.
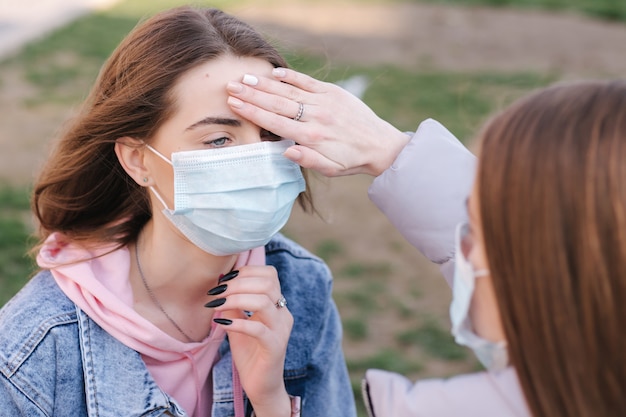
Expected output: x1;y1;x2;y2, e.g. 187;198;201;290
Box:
185;116;241;131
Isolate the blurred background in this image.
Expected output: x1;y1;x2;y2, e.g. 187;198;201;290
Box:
2;0;626;415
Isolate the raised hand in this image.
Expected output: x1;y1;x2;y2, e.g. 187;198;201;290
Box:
206;266;292;417
226;67;410;177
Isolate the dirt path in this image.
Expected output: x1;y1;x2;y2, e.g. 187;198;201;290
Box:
236;2;626;76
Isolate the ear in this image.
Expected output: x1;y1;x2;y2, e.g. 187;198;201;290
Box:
115;137;151;186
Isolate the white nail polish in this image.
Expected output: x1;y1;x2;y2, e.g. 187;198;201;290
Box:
273;68;286;78
242;74;258;86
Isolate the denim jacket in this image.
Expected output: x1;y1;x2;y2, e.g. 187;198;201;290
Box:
0;233;356;417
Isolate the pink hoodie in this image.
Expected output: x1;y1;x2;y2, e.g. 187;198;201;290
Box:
37;232;265;417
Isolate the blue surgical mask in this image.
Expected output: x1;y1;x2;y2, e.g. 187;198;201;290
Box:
146;140;305;256
450;222;509;372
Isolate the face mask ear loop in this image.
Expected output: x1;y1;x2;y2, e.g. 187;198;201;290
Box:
148;186;171;211
142;142;174;211
144;143;173;166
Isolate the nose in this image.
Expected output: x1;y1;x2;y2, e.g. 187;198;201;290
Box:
239;121;282;145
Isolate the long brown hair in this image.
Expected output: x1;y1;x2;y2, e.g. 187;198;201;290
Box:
32;6;313;250
477;80;626;417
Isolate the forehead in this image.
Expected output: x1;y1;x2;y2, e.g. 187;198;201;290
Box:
158;55;274;137
172;55;274;106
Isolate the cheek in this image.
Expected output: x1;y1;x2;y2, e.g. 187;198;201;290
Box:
149;164;176;208
470;275;506;343
469;238;489;272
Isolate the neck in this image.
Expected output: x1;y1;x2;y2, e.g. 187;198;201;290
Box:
133;220;237;305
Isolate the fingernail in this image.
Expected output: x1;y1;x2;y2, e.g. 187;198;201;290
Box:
242;74;258;86
218;270;239;283
273;68;286;78
213;318;232;326
207;284;227;296
283;147;302;161
204;298;226;308
227;81;243;93
227;96;243;109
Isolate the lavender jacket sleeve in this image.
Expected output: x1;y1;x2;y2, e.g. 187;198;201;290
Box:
368;118;476;286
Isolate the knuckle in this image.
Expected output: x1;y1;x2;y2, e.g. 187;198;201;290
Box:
316;108;335;126
307;129;326;144
285;87;301;102
269;96;285;113
259;279;273;294
266;115;286;132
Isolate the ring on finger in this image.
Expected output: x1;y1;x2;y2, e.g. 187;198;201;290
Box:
293;102;305;122
275;295;287;309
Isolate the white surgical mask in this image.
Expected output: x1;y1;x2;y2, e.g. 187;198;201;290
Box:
146;140;305;256
450;222;509;372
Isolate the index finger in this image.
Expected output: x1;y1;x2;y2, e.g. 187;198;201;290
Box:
227;95;311;142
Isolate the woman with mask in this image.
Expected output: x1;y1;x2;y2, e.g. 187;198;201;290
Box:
226;69;625;416
0;7;355;417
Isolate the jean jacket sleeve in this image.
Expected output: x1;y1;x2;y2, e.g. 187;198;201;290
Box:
265;235;357;417
368;119;477;286
303;289;356;417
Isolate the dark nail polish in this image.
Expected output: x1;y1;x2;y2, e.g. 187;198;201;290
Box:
213;318;232;326
218;270;239;283
204;298;226;308
207;284;227;296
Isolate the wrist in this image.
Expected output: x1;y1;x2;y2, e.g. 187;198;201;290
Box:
369;127;411;176
250;390;293;417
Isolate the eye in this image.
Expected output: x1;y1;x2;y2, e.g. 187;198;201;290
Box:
204;136;231;148
261;129;282;141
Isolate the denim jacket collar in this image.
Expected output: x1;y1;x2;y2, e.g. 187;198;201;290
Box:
76;308;187;416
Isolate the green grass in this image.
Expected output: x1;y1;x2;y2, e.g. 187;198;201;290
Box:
397;318;469;361
0;187;35;305
343;317;369;341
421;0;626;21
314;239;344;262
348;348;424;374
248;0;626;22
339;261;393;279
335;281;385;313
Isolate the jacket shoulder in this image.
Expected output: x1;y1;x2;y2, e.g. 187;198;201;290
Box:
265;234;336;371
0;270;78;371
266;233;332;291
